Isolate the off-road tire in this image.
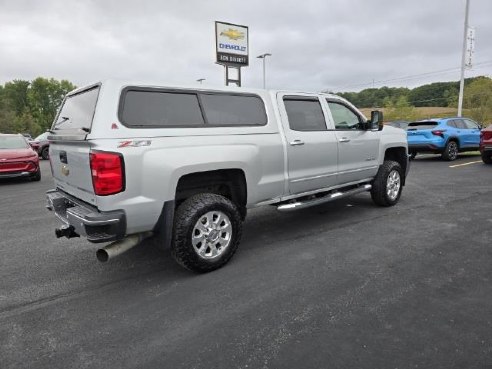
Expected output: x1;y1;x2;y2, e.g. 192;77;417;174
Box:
482;151;492;164
41;146;49;160
442;140;458;161
171;193;242;273
371;160;403;207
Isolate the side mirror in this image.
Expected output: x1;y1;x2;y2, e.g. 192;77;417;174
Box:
369;110;384;131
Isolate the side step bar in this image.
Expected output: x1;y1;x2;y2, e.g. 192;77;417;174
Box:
277;184;372;212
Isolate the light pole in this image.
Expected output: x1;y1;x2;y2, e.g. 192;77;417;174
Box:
457;0;470;117
196;78;206;84
257;53;272;89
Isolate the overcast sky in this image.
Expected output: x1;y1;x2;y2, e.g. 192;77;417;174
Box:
1;0;491;92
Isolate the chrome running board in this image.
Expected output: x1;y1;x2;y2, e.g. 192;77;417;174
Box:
277;184;372;212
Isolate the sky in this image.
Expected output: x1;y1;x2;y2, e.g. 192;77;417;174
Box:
0;0;491;92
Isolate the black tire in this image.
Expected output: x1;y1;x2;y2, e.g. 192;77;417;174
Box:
41;146;49;160
482;152;492;164
171;193;242;273
371;160;403;207
30;169;41;182
442;140;458;161
409;151;417;160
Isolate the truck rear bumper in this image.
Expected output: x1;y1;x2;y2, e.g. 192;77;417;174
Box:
46;189;126;243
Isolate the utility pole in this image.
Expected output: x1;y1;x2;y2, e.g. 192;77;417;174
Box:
257;53;272;89
457;0;470;117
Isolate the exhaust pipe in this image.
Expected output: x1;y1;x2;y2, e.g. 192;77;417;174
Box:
96;232;153;262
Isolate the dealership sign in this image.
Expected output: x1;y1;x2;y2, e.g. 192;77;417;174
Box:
215;21;249;66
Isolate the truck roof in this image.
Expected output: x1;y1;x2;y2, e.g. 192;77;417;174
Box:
67;79;340;99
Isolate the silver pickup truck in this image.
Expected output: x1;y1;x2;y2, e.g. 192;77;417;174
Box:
46;80;409;272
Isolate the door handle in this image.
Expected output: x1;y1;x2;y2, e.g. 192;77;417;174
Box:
289;139;305;146
339;137;350;143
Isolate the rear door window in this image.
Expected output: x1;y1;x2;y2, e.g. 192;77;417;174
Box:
283;98;327;131
452;119;467;129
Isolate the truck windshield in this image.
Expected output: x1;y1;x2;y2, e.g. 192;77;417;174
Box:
53;86;100;132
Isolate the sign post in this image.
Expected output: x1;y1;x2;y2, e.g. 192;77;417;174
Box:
215;21;249;87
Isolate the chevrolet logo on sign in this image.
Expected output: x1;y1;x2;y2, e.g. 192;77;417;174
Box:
220;28;245;41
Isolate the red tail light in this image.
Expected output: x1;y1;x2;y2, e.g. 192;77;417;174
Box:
481;130;492;141
431;130;446;137
90;151;125;196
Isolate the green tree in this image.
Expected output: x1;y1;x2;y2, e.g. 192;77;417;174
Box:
3;80;30;115
27;77;76;132
463;77;492;124
384;95;418;121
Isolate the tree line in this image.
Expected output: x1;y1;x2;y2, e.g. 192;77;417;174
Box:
0;77;76;137
335;76;492;124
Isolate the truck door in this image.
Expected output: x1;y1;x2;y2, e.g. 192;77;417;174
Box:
277;93;338;195
325;99;380;184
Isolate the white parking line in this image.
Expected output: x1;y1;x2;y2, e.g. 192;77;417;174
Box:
449;160;483;168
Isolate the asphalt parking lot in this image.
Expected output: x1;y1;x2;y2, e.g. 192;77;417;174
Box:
1;155;491;369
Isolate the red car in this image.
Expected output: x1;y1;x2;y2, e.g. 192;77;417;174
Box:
480;125;492;164
0;134;41;181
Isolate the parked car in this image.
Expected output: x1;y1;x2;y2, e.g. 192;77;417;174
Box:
0;134;41;181
480;125;492;164
407;117;481;161
33;131;50;159
28;139;40;152
386;121;409;130
46;80;409;273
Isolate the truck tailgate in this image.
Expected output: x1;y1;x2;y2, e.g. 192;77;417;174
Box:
50;141;97;206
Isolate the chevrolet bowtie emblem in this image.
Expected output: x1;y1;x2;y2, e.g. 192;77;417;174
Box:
61;165;70;176
220;28;244;41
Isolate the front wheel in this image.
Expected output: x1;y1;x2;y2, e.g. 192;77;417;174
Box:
41;146;49;160
482;152;492;164
171;193;243;273
371;160;403;207
442;141;458;161
30;168;41;182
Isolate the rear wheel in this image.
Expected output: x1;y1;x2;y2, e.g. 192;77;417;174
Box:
371;160;403;207
442;141;458;161
171;193;242;273
41;146;49;160
482;151;492;164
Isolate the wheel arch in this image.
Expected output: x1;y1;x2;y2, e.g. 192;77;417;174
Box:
446;136;460;149
383;146;408;185
152;168;248;250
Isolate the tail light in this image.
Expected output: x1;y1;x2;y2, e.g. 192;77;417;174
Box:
431;130;446;137
481;130;492;142
90;151;125;196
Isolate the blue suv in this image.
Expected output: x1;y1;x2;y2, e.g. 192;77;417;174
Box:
407;117;481;161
